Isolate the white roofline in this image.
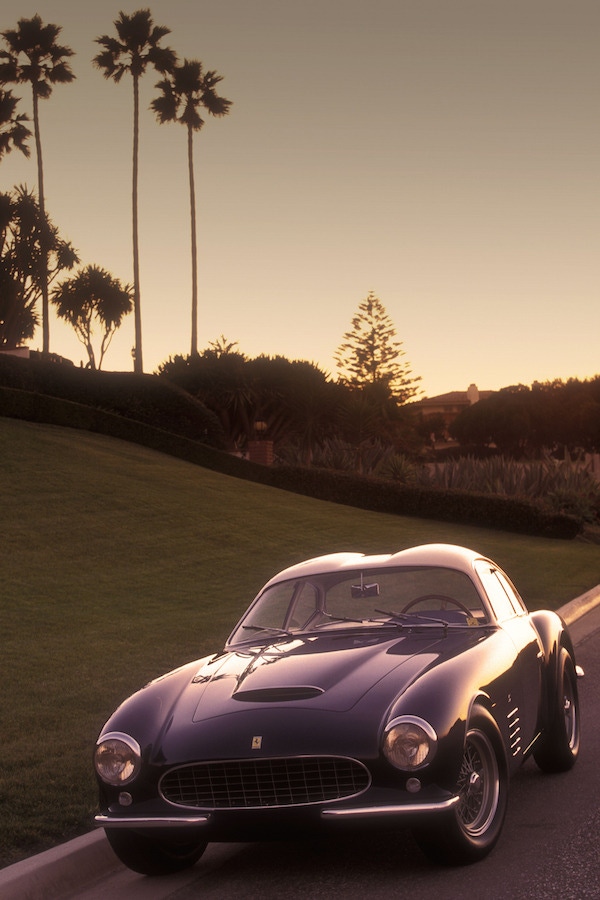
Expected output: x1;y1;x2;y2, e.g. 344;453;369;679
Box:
262;544;487;587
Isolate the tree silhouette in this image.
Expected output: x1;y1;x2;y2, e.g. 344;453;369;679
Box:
52;265;133;370
151;60;231;356
0;15;75;354
335;291;421;403
0;88;31;160
451;378;600;456
0;185;78;349
93;9;176;374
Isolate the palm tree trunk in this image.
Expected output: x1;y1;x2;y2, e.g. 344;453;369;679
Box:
131;72;143;373
188;124;198;356
32;88;49;355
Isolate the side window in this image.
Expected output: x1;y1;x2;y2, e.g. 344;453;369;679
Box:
475;562;518;622
495;570;527;615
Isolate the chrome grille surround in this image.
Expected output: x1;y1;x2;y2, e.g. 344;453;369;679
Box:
159;756;371;810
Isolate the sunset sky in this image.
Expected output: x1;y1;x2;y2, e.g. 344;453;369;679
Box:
1;0;598;397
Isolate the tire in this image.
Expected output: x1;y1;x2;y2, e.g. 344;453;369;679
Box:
105;828;207;876
414;705;508;865
533;648;580;773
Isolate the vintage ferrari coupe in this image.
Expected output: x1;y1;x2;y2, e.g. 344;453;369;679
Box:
94;544;582;874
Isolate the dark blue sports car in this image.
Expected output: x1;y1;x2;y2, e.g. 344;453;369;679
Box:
94;543;582;874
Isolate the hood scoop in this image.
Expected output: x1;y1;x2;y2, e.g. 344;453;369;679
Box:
233;686;324;703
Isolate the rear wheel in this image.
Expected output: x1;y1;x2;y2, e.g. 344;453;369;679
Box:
105;828;207;876
533;648;580;773
414;706;508;865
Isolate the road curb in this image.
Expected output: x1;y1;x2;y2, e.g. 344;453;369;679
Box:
1;585;599;898
0;830;119;900
559;585;600;625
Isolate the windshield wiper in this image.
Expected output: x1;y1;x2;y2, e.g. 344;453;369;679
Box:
375;608;412;621
375;608;488;630
313;612;403;629
241;625;294;639
375;608;449;626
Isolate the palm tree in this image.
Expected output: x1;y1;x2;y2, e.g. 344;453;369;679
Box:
151;60;231;356
93;9;176;374
0;14;75;355
52;264;133;370
0;87;31;160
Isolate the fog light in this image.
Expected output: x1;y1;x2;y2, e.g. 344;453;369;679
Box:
119;792;133;806
406;777;422;793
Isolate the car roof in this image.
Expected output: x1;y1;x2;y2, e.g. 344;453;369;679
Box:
262;543;490;587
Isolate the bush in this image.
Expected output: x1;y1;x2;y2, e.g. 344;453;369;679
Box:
0;354;226;448
0;355;583;539
263;467;582;539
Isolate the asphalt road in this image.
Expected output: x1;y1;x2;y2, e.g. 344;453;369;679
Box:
62;605;600;900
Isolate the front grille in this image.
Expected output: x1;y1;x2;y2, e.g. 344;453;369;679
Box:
159;756;371;809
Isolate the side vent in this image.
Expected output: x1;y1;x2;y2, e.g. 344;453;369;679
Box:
507;706;522;757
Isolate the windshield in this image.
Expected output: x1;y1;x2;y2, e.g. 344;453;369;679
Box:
229;566;489;645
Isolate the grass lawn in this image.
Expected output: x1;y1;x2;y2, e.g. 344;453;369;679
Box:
1;417;599;868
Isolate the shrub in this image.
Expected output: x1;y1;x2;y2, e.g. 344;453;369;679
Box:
0;354;226;448
0;356;584;539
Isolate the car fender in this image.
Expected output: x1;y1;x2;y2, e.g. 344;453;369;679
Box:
383;631;513;788
96;655;216;759
528;610;579;733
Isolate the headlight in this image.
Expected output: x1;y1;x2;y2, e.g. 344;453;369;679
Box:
383;716;437;770
94;732;141;785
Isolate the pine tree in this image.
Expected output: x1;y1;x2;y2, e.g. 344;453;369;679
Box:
335;291;421;403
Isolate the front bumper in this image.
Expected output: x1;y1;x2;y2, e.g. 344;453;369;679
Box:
94;790;459;831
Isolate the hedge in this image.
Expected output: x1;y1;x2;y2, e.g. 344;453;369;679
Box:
0;354;583;540
0;354;225;449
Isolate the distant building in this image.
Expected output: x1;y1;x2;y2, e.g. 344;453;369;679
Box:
412;384;494;439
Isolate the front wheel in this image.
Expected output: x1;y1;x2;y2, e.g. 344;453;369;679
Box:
414;706;508;865
533;648;580;773
105;828;207;876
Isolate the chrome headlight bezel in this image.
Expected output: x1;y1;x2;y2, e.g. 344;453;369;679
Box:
382;716;437;770
94;731;141;786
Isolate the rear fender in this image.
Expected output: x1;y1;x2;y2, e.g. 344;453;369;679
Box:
528;610;580;732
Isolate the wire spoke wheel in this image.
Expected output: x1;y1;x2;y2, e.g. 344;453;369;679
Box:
456;728;500;838
413;706;507;865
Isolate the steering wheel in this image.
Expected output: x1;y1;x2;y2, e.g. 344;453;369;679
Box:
401;594;472;617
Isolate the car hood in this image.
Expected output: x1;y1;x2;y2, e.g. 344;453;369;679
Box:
190;629;448;721
105;627;486;766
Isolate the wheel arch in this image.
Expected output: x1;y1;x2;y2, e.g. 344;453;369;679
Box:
529;609;575;667
529;609;579;733
466;694;509;772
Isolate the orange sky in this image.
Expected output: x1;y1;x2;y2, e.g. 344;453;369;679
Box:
1;0;598;397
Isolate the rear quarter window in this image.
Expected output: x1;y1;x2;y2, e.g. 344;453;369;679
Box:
475;561;523;621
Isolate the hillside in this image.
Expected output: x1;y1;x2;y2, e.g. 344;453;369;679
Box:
1;416;599;867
